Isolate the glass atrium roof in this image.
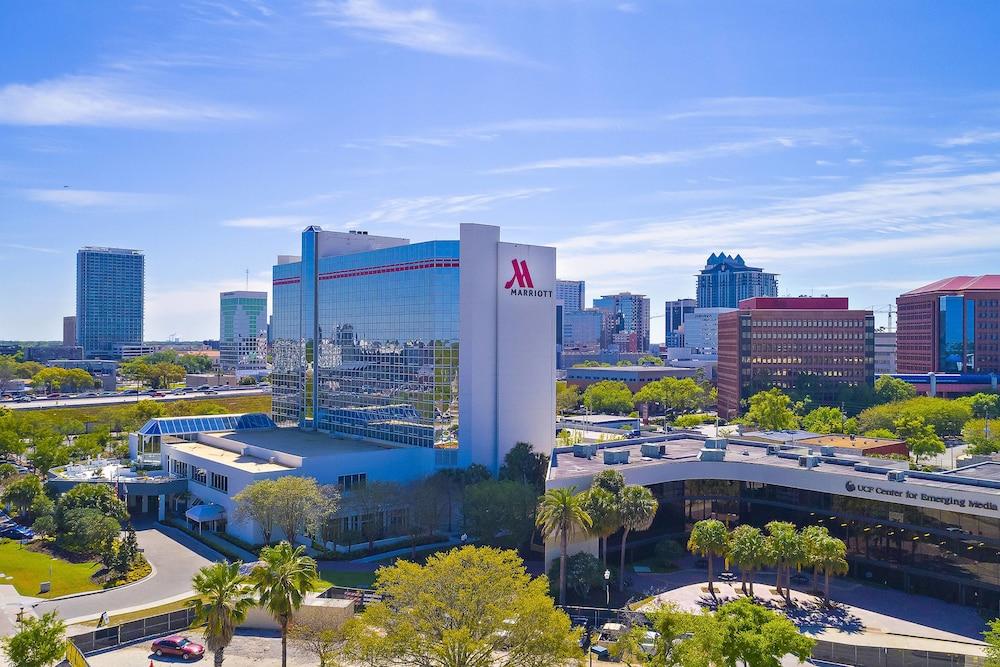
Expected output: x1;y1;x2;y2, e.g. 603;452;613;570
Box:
138;413;276;436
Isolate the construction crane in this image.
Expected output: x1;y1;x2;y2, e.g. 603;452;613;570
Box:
866;304;897;332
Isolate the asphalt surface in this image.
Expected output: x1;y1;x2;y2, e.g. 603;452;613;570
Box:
3;388;269;410
33;524;220;623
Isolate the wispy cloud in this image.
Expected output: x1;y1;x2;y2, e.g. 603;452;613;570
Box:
22;188;168;208
0;74;250;128
311;0;518;61
616;3;640;13
221;215;318;229
0;243;59;254
939;129;1000;147
490;138;796;174
348;188;553;227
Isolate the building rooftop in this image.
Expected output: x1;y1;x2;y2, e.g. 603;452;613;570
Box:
560;414;638;425
167;440;294;473
901;275;1000;295
798;434;906;450
942;462;1000;482
738;297;850;310
566;365;697;376
211;426;399;458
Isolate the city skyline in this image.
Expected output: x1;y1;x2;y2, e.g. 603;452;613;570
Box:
3;2;1000;340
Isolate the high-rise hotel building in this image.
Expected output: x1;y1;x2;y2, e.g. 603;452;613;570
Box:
220;291;268;372
76;246;144;358
270;224;556;472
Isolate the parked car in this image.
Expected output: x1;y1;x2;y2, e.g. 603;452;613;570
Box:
121;389;138;395
196;385;211;391
150;391;165;397
203;390;218;395
151;635;205;660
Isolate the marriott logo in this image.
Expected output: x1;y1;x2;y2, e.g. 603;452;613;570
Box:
503;259;552;298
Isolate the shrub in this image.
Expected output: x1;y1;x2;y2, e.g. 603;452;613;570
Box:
547;551;606;601
674;414;716;428
857;397;972;436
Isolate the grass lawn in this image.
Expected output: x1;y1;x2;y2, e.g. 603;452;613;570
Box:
316;568;377;590
0;540;101;598
79;595;198;627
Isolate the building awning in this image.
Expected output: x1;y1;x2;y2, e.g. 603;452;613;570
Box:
185;504;226;523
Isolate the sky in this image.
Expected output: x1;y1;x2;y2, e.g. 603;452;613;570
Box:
2;1;1000;342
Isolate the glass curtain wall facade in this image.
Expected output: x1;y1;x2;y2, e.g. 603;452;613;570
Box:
220;291;268;371
938;295;974;372
271;231;460;450
76;247;144;358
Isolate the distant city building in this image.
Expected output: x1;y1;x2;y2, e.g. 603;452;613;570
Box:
564;364;700;392
665;298;696;347
24;346;83;363
696;253;778;309
0;344;20;357
219;291;268;373
717;297;875;417
562;309;603;349
62;316;76;346
556;280;585;313
50;359;117;391
683;307;736;352
113;343;158;359
593;292;651;353
897;276;1000;374
874;331;897;376
76;246;144;358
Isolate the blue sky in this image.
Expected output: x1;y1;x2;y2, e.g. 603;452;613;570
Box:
2;1;1000;341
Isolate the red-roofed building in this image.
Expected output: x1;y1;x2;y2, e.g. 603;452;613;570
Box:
897;276;1000;374
717;297;874;417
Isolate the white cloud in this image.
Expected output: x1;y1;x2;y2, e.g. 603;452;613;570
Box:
147;275;272;340
0;75;249;128
348;188;553;227
311;0;516;60
22;188;167;208
221;215;318;229
939;129;1000;147
0;243;59;254
616;3;640;13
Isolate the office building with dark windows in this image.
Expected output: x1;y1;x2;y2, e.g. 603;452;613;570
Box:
593;292;651;353
717;297;875;417
696;253;778;309
76;246;144;358
897;275;1000;374
665;298;696;347
556;279;585;313
546;432;1000;612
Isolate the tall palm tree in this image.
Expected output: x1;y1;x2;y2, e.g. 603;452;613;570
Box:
687;519;728;598
189;562;256;667
813;535;849;607
726;524;767;597
583;487;620;567
251;541;319;667
536;487;593;605
765;521;804;602
617;485;659;592
801;524;831;585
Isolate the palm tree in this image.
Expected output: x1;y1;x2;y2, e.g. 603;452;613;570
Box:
813;535;849;607
617;485;659;592
687;519;729;598
765;521;804;602
189;562;256;667
250;541;319;667
583;487;620;567
536;487;593;605
726;524;766;597
801;524;831;585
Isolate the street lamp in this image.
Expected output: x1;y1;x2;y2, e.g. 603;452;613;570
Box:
604;569;611;607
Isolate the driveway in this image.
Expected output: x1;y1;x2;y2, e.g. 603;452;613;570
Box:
33;523;221;623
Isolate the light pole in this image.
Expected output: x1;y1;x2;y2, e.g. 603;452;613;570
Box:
604;569;611;607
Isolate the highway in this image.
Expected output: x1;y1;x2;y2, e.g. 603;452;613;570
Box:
1;387;270;410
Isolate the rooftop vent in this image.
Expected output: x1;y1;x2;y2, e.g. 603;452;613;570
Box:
640;443;666;459
574;444;598;459
699;447;726;462
603;450;630;465
798;455;820;469
820;446;835;456
766;445;782;455
887;470;907;482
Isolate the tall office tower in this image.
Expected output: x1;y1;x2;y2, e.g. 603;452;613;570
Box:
556;280;585;313
664;298;696;347
76;247;144;358
696;253;778;308
220;291;268;372
593;292;651;353
717;297;874;417
897;276;1000;373
62;315;77;346
270;224;556;473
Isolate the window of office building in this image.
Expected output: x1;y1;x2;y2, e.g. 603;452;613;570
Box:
338;473;367;491
210;472;228;493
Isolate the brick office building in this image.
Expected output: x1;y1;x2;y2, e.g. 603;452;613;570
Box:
897;276;1000;374
718;297;875;417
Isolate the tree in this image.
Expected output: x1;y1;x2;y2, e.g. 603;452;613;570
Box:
638;354;664;366
404;478;446;558
687;519;729;598
556;381;582;414
546;551;605;601
811;535;848;607
463;480;537;550
29;368;96;393
289;621;342;667
179;354;215;374
765;521;805;601
113;523;140;576
863;428;897;439
801;406;849;434
499;441;549;491
874;374;917;404
956;392;1000;418
536;487;592;605
857;396;972;436
634;377;712;416
271;476;339;544
26;433;69;474
894;415;945;464
0;357;17;393
341;545;581;667
348;481;400;551
0;611;66;667
582;487;620;567
57;507;120;557
715;597;815;667
583;380;634;415
1;474;43;515
57;482;128;524
965;418;1000;455
233;479;279;544
190;562;256;666
727;524;767;597
744;389;798;430
251;541;319;667
616;484;658;592
985;617;1000;667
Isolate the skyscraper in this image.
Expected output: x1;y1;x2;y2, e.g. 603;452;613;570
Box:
62;315;76;346
76;247;144;358
556;280;585;313
696;253;778;308
593;292;651;353
220;291;268;372
664;298;695;346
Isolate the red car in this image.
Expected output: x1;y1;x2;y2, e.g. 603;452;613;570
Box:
151;635;205;660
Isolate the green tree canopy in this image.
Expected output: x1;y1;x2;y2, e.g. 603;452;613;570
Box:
1;474;43;515
583;380;634;414
801;406;851;434
0;611;66;667
251;541;319;667
57;481;128;524
58;507;120;557
341;545;581;667
745;389;799;431
536;487;592;605
957;393;1000;418
233;479;279;544
874;374;917;404
190;561;256;667
30;367;97;393
894;415;945;463
270;476;339;544
638;354;664;366
498;441;549;491
688;518;729;597
634;377;712;415
715;597;815;667
965;418;1000;455
616;484;658;592
463;479;537;550
857;396;972;436
555;381;581;414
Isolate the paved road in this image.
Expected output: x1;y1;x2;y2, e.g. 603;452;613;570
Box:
33;524;221;623
3;388;269;411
